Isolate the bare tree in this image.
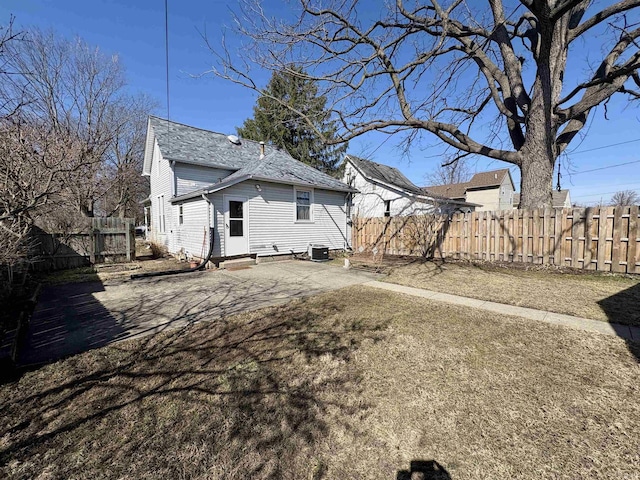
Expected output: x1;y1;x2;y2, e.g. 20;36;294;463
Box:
610;189;639;205
100;95;155;221
425;157;472;186
3;29;153;219
213;0;640;208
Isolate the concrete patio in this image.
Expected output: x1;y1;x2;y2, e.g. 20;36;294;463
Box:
20;260;381;365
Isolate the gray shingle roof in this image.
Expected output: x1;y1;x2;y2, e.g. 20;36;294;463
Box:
148;116;354;196
150;116;260;169
217;149;354;192
346;155;424;195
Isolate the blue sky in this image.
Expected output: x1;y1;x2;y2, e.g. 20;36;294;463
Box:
2;0;639;205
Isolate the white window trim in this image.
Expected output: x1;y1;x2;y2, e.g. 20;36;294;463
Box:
178;204;184;225
294;186;314;223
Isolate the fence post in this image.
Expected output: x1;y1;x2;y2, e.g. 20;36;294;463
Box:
612;206;624;273
90;218;96;264
584;208;594;270
126;219;132;262
628;205;638;274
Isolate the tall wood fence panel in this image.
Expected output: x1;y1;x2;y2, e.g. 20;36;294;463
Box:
351;206;640;274
30;217;136;271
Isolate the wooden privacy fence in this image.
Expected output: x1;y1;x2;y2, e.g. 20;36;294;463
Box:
352;206;640;274
30;217;136;270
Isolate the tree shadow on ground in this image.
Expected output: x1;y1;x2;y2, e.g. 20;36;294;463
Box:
598;282;640;362
396;460;451;479
18;280;114;365
0;283;388;478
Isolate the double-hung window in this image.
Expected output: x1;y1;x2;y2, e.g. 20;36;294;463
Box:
384;200;391;217
295;188;312;222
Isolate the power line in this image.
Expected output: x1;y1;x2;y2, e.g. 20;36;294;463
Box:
567;159;640;176
573;186;640;199
165;0;170;121
366;134;394;158
567;137;640;155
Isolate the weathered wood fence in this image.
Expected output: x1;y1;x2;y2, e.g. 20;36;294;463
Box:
352;206;640;274
30;217;136;270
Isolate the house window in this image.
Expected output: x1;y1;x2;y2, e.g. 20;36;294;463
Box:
295;188;312;221
228;200;244;237
179;204;184;225
384;200;391;217
158;195;166;233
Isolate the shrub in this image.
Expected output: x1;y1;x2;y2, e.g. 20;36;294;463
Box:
149;241;168;259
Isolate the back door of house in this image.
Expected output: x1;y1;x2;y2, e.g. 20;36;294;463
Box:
224;195;249;256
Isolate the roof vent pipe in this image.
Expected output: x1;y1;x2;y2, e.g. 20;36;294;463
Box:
259;141;265;159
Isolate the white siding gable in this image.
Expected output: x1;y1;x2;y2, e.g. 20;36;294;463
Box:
175;163;234;196
149;139;177;250
343;161;433;217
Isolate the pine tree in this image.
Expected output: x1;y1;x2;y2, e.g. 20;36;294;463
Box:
237;67;346;174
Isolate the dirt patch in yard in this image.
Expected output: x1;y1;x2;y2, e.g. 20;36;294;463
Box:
35;256;192;286
1;286;638;479
346;254;640;327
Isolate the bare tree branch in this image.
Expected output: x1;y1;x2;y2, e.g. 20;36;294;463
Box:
209;0;640;208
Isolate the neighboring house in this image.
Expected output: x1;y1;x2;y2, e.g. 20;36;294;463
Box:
424;169;516;211
143;116;356;260
342;155;476;218
513;190;572;209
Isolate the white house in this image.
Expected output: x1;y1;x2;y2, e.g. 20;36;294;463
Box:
342;155;475;218
142;117;356;260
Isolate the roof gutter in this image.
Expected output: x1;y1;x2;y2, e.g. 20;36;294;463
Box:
171;174;356;204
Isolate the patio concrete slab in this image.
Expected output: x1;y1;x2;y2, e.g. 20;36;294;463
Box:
20;261;381;366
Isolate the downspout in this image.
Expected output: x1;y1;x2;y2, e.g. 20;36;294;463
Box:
345;192;352;251
202;193;212;262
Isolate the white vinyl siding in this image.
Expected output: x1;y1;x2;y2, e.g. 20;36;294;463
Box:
174;198;210;259
149;140;175;248
343;162;435;217
174;163;234;196
208;180;348;257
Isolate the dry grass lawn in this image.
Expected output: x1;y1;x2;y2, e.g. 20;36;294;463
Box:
1;286;638;479
345;255;640;327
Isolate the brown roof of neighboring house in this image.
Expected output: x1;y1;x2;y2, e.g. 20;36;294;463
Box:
423;183;468;200
513;190;571;208
466;169;513;190
423;168;513;199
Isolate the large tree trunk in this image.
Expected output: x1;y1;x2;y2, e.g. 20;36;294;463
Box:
520;150;554;209
518;16;561;210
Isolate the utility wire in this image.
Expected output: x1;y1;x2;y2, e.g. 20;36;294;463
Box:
165;0;170;122
567;137;640;154
567;159;640;176
164;0;171;156
573;186;640;199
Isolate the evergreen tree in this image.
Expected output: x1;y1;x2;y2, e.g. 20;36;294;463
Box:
237;67;346;174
